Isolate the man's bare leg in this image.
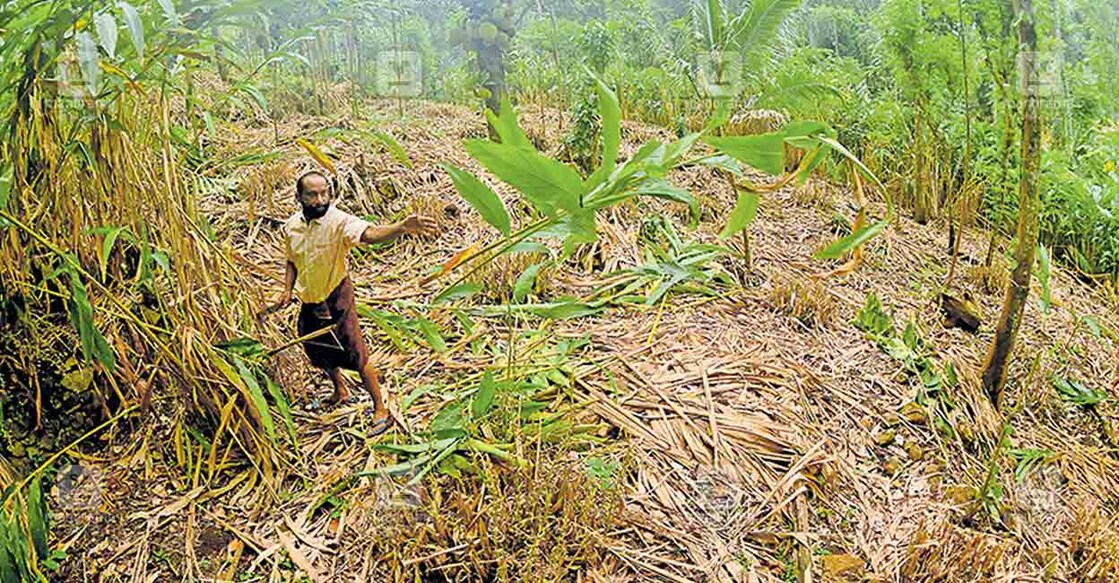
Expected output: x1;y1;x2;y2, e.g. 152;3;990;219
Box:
359;362;388;421
326;367;350;405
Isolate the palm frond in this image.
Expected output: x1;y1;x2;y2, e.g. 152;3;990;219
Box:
728;0;806;58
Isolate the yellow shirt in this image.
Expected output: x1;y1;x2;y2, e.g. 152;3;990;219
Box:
282;205;371;303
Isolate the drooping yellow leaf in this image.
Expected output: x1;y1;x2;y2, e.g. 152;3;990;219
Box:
100;61;144;93
421;242;480;285
296;138;336;174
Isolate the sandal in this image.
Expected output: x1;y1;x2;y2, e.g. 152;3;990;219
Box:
365;414;391;437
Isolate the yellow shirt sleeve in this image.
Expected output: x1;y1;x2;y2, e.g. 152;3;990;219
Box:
339;211;373;249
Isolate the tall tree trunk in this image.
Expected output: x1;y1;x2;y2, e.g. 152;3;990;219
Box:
981;0;1041;407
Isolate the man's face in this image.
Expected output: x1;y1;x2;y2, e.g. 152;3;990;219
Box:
298;174;331;220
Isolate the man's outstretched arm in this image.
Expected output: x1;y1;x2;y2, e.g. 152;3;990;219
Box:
360;214;438;245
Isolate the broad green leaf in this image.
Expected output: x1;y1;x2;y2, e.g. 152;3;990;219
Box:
529;301;601;320
67;274;115;370
415;319;447;353
0;163;11;211
512;263;542;303
814;220;887;260
587;72;621;188
99;226;127;281
1083;315;1101;338
27;479;49;559
1036;243;1051;313
367;129;411;167
239;83;269;111
816;135;886;191
634;180;698;224
265;375;296;443
719;190;760;239
76;31;100;96
214;337;265;358
156;0;178;24
203;110;215;144
359;308;410;351
484;98;531;149
471;371;497;418
558;211;598;255
703;133;785;175
93;12;118;58
234;357;275;440
464;140;584;217
118;1;144;59
781;120;832;139
429;401;465;433
433;282;481;304
441;163;511;236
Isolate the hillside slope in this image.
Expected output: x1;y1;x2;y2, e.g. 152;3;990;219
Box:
56;98;1119;582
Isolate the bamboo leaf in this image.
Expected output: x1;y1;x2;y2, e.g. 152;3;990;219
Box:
118;1;144;59
471;371;497;418
703;133;785;175
441;163;511;236
93;12;118;59
814;220;887;260
719;190;760;239
296;138;336;174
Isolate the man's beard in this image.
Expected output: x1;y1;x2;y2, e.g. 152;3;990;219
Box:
302;203;329;220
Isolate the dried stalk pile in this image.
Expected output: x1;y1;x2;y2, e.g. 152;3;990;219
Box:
30;96;1119;582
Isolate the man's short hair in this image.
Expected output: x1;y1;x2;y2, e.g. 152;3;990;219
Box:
296;171;329;196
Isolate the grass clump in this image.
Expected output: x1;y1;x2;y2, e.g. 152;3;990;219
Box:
769;276;837;329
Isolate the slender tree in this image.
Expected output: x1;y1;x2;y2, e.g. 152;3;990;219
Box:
981;0;1041;407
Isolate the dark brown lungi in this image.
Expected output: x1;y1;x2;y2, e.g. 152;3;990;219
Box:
297;277;369;371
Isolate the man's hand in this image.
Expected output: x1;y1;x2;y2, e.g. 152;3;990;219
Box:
257;290;293;322
400;214;438;236
274;289;293;310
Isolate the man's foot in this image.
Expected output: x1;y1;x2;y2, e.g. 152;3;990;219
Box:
364;409;391;436
327;391;353;408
